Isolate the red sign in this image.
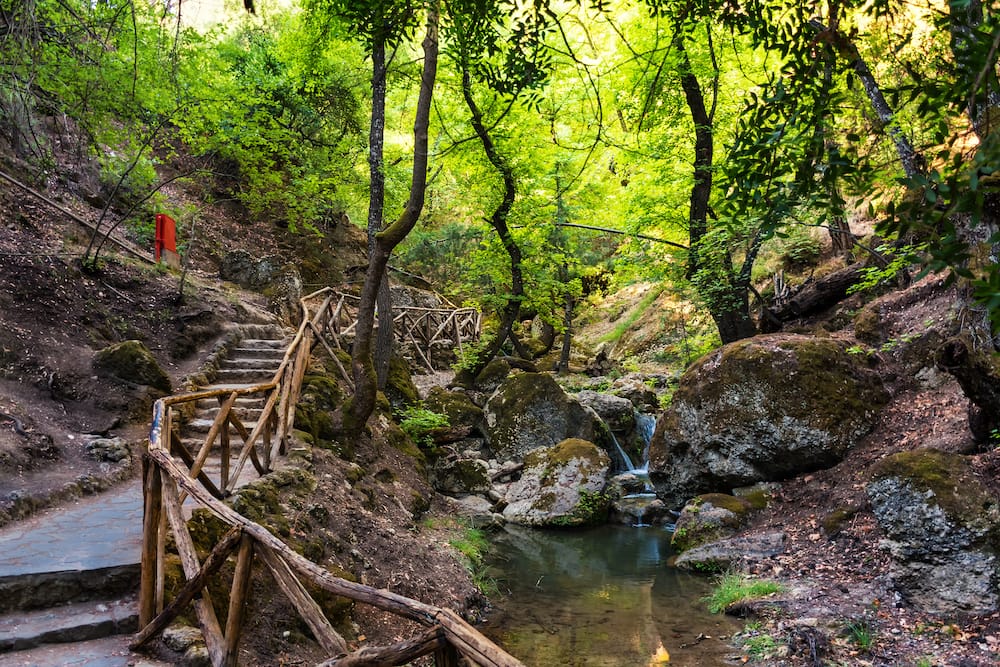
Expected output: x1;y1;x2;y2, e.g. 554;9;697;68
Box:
154;214;178;265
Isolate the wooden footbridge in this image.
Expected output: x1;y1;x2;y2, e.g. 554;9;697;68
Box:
313;289;481;372
136;289;514;666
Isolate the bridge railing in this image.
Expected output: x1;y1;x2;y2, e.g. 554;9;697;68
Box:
305;289;481;372
136;289;521;667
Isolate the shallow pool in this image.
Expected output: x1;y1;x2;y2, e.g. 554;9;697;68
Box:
480;524;741;666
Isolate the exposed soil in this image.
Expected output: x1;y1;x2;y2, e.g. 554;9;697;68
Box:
700;278;1000;667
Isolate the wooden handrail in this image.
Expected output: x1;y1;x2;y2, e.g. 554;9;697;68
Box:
137;290;519;667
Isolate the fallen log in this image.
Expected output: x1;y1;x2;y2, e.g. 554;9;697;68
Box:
317;626;447;667
763;262;864;328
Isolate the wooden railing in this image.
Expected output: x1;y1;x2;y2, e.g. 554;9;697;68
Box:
136;290;522;667
309;289;481;372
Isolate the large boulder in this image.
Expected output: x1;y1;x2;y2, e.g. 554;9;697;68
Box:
429;457;491;495
219;249;282;289
648;334;887;507
575;390;635;432
92;340;171;393
867;449;1000;615
502;438;611;527
671;493;755;553
483;373;604;462
423;387;483;435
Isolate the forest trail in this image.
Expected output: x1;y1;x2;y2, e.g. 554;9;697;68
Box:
0;324;290;665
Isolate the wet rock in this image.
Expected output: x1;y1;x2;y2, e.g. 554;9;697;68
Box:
867;448;1000;615
673;531;787;572
84;437;130;463
671;493;755;553
576;390;635;432
502;438;611;527
610;375;659;412
483;373;604;461
430;457;491;495
648;334;887;507
92;340;171;393
445;495;504;529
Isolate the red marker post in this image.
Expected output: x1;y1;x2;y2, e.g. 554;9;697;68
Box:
154;214;180;268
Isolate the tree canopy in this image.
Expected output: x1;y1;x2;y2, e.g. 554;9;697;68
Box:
2;0;999;420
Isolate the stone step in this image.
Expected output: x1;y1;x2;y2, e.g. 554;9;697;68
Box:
0;597;137;654
0;634;171;666
238;338;287;350
231;345;286;359
194;396;266;411
0;483;142;615
185;418;261;435
192;406;265;424
218;357;281;371
212;368;279;384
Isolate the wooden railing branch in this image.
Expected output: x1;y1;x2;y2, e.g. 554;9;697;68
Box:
131;525;243;650
318;626;447;667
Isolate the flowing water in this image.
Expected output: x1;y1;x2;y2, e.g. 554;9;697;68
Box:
481;525;741;666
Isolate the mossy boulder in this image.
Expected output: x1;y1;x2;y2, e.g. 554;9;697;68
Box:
867;448;1000;615
295;373;344;452
92;340;171;393
648;334;888;507
471;357;512;394
483;372;604;462
670;493;755;553
430;457;491;495
502;438;611;527
423;386;483;434
384;354;420;414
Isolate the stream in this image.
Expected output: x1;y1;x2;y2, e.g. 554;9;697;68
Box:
481;524;741;666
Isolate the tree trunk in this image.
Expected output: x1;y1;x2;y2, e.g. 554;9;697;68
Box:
347;4;439;436
451;63;523;387
763;261;864;326
936;337;1000;443
366;39;393;390
810;21;925;178
676;32;758;343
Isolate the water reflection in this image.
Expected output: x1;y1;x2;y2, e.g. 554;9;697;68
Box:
481;525;740;666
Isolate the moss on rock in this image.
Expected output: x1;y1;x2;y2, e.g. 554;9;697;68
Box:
671;493;754;553
424;386;483;432
92;340;171;393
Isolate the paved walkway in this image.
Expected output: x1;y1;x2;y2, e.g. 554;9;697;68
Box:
0;482;142;578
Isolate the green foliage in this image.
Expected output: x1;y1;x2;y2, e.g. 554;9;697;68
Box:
398;406;449;449
704;572;783;614
848;244;924;296
844;618;876;651
737;624;781;662
448;523;497;595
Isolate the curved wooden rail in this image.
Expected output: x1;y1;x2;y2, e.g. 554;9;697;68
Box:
136;290;521;667
306;288;481;372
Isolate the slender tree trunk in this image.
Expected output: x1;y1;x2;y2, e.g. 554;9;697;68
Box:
366;39;394;390
347;4;439;435
810;21;925;178
451;64;523;387
676;33;757;344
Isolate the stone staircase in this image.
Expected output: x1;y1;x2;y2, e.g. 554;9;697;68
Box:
0;325;290;665
180;327;289;492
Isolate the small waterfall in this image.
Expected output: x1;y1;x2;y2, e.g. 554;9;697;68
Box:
622;411;658;527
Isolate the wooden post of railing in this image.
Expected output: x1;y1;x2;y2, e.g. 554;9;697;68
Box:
223;533;255;666
138;455;162;627
218;396;231;491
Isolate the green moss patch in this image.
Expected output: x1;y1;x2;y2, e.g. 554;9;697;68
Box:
871;449;997;525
